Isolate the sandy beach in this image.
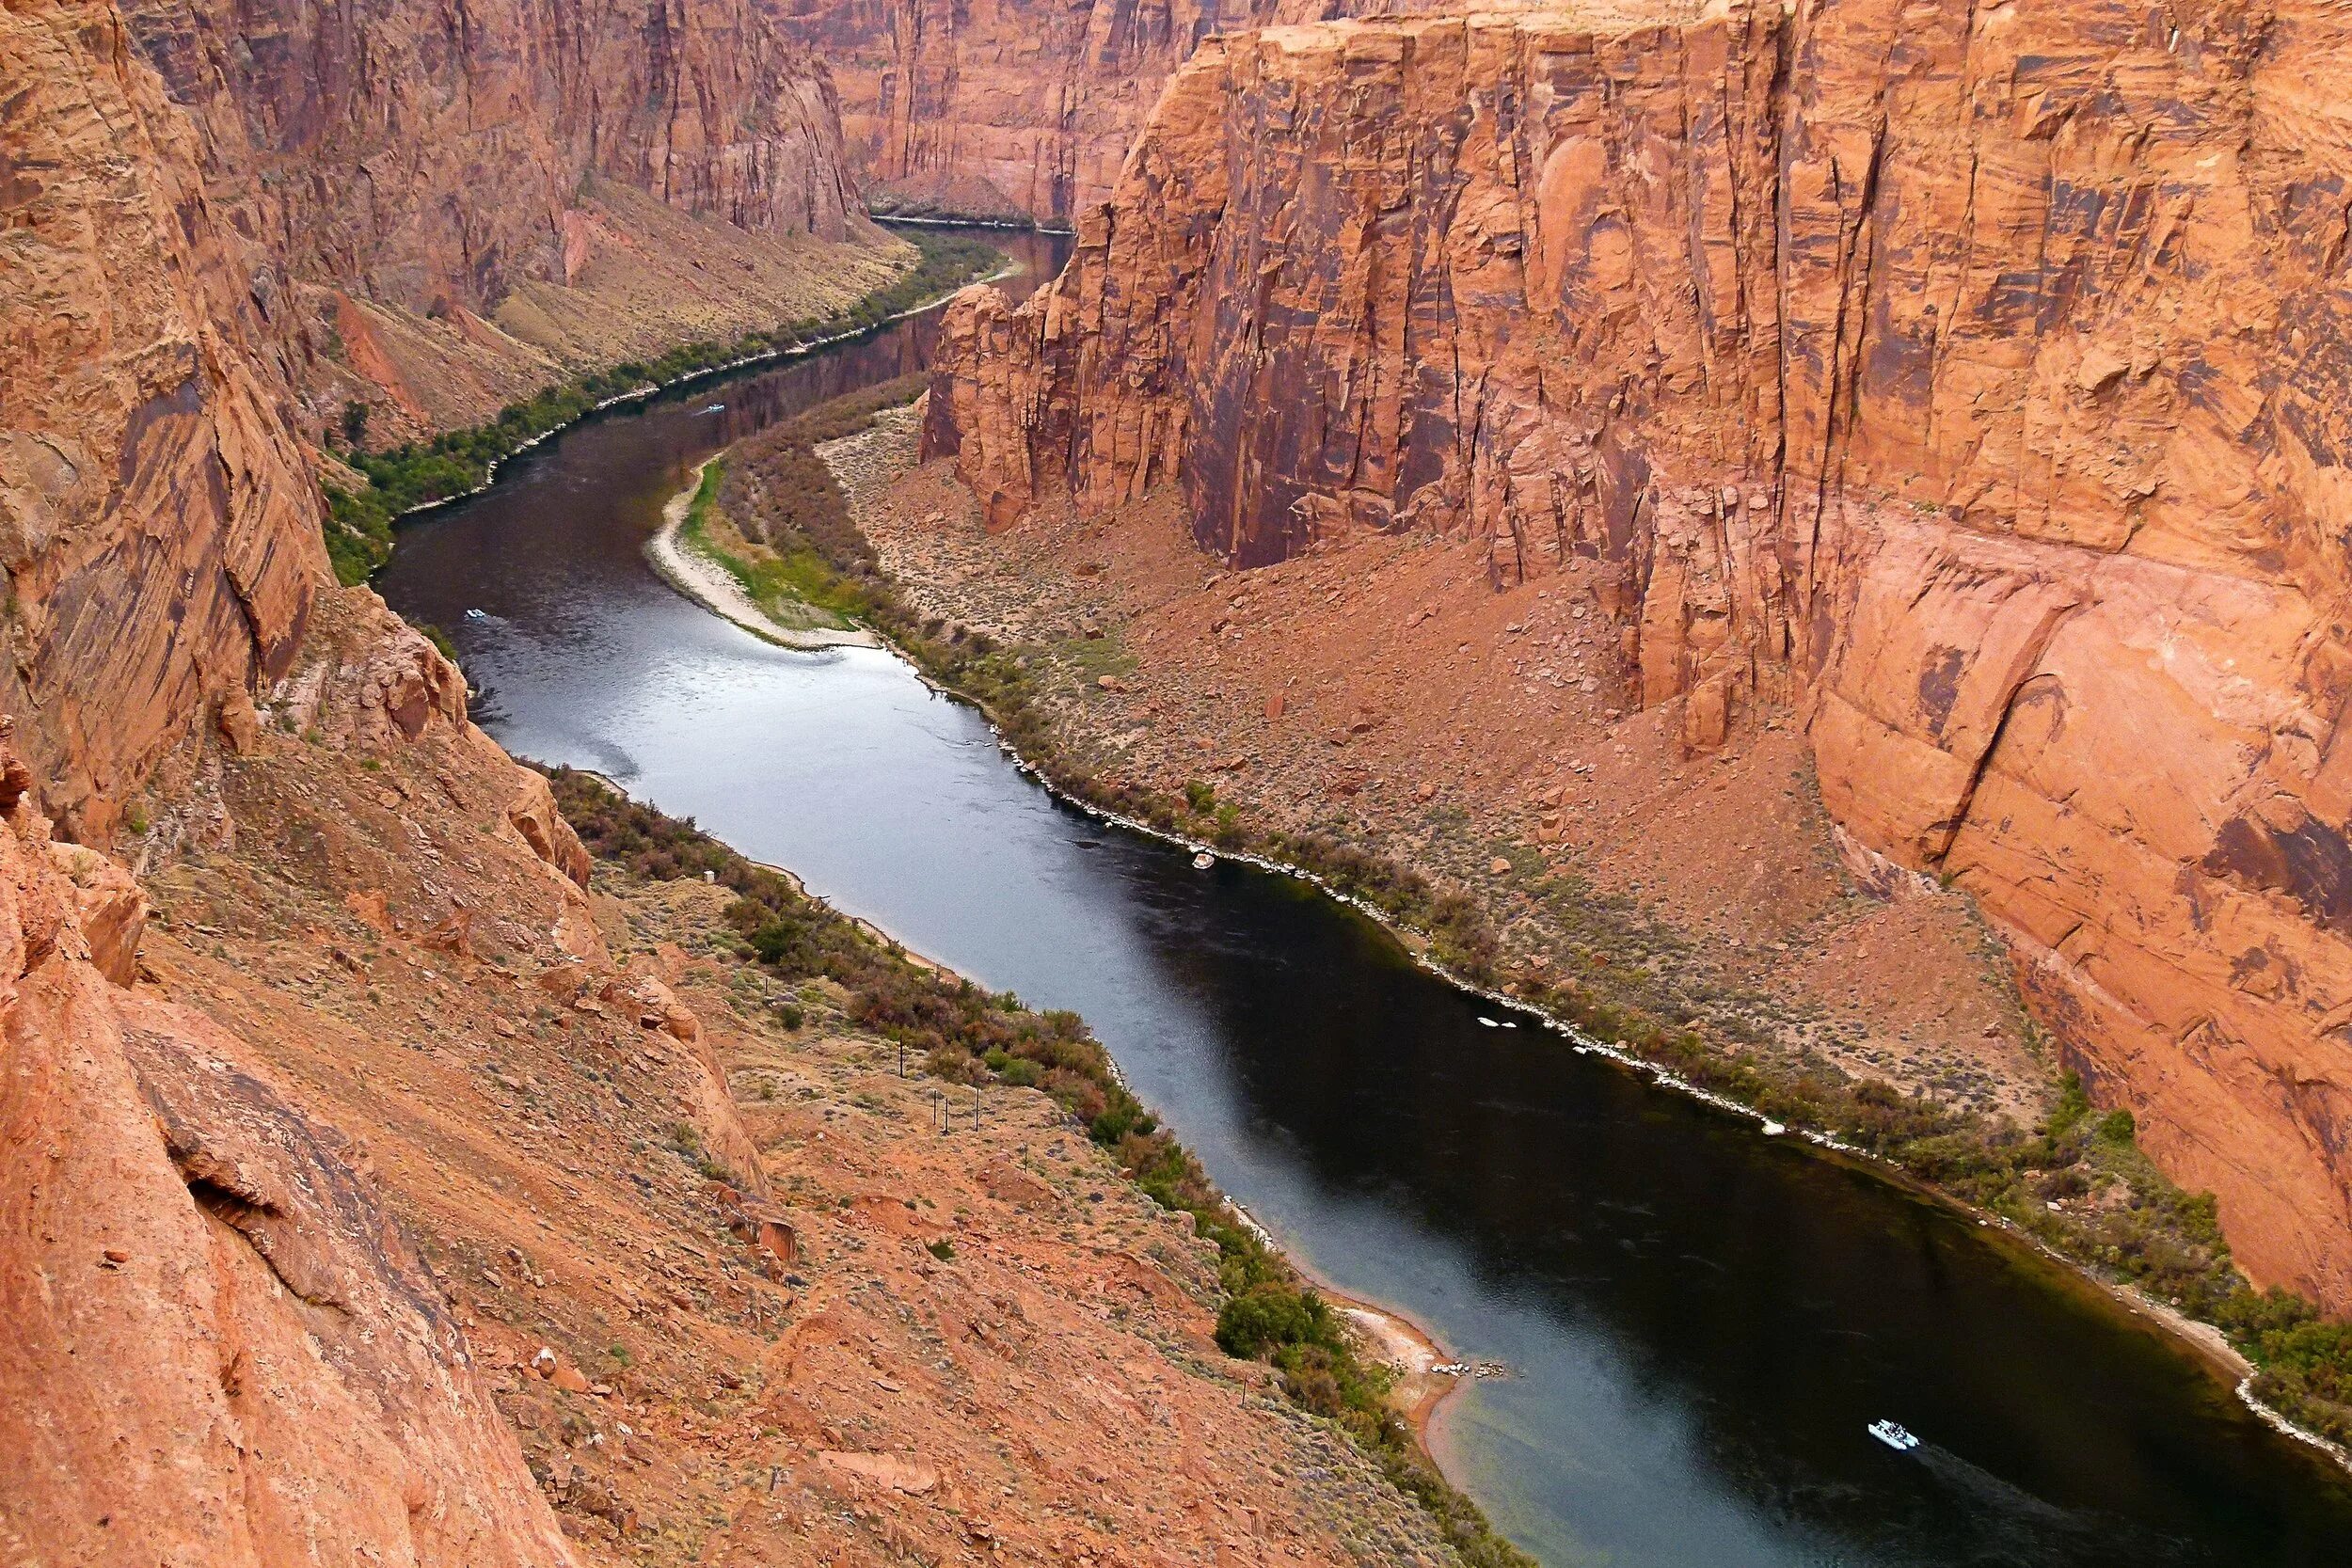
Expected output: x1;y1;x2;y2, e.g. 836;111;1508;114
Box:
1317;1281;1470;1452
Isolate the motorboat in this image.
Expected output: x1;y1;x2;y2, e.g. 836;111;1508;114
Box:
1191;851;1215;869
1867;1419;1920;1451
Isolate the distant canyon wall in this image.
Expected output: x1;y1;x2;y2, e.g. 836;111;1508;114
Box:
764;0;1479;225
117;0;892;436
925;0;2352;1312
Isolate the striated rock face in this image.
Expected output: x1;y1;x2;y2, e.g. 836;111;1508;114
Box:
929;0;2352;1310
0;711;577;1567
0;0;326;841
3;0;893;826
766;0;1259;223
767;0;1482;225
115;0;889;436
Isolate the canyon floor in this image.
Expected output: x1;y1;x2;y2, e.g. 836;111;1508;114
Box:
832;407;2054;1129
137;598;1460;1567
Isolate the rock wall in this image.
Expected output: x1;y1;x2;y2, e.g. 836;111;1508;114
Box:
117;0;892;436
765;0;1499;225
927;0;2352;1312
1;0;326;840
1;0;895;834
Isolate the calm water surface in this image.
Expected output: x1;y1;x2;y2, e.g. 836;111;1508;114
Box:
379;228;2352;1565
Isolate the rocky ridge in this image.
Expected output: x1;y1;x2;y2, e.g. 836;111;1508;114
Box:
0;594;592;1567
924;0;2352;1312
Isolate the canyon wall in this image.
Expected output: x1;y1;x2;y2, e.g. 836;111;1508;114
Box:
763;0;1277;223
0;622;595;1567
927;0;2352;1311
117;0;894;436
1;0;896;834
764;0;1501;225
1;0;327;839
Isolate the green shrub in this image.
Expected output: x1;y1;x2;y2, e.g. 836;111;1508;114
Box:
1216;1281;1341;1359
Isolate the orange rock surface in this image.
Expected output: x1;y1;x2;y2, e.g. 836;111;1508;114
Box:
927;0;2352;1310
0;628;584;1566
0;0;326;840
768;0;1486;225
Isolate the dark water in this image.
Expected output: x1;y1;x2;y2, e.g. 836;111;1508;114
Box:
379;227;2352;1566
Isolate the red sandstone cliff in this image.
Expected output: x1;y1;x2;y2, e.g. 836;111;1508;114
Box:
1;0;897;837
0;653;593;1567
927;0;2352;1312
1;0;327;840
117;0;898;436
765;0;1488;225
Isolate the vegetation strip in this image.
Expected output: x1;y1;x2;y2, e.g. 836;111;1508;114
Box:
543;766;1537;1568
317;234;1001;585
691;380;2352;1462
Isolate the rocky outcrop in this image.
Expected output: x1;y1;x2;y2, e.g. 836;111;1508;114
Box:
0;712;577;1566
927;0;2352;1311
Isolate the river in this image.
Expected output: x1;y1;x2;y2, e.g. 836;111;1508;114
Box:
377;226;2352;1566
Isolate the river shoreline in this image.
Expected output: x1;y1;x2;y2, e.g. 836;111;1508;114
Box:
808;411;2352;1481
628;435;1485;1493
377;254;2352;1555
644;459;877;650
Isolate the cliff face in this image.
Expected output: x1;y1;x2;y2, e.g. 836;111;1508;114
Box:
117;0;894;436
766;0;1484;225
927;0;2352;1311
1;0;326;840
1;0;894;836
0;609;593;1568
764;0;1249;223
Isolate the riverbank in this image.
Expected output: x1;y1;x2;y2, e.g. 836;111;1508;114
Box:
319;233;1004;584
646;458;877;650
131;648;1474;1563
803;399;2352;1469
542;763;1538;1567
562;758;1475;1459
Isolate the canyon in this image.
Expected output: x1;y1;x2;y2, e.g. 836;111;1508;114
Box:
922;0;2352;1318
10;0;2352;1552
766;0;1501;225
5;0;1469;1560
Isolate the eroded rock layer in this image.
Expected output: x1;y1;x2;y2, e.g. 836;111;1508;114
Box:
927;0;2352;1310
0;611;590;1568
766;0;1492;225
115;0;892;436
1;0;326;839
